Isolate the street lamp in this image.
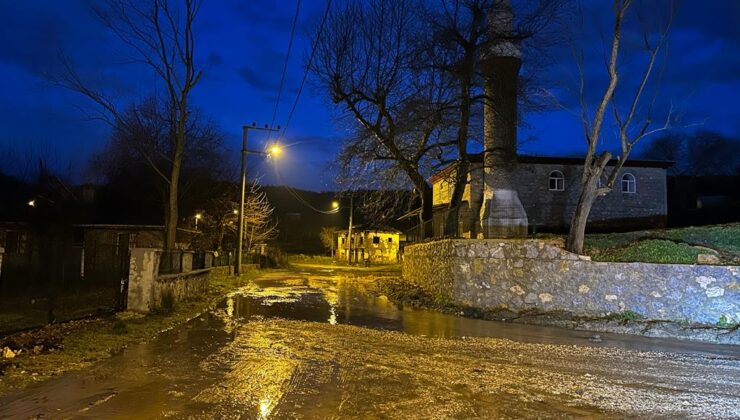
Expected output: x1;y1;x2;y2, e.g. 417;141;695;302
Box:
27;199;36;207
235;123;282;276
331;195;354;263
194;213;203;229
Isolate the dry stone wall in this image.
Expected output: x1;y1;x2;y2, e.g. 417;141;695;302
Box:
403;239;740;325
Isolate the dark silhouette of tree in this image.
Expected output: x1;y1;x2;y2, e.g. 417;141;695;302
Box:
52;0;203;250
642;131;740;176
311;0;567;236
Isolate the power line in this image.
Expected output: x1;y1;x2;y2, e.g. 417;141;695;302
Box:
280;0;333;139
272;166;339;214
269;0;303;139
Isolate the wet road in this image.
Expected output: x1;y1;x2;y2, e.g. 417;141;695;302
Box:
1;269;739;418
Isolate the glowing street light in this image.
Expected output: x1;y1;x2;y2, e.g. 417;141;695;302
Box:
194;213;203;229
331;201;339;209
27;199;36;207
268;144;282;157
233;209;239;215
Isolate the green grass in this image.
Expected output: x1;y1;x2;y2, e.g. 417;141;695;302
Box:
591;239;701;264
660;224;740;255
584;223;740;264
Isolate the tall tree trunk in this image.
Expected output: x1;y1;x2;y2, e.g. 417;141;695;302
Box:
418;181;433;239
165;110;186;250
445;159;469;237
567;153;611;254
445;72;472;237
566;173;599;254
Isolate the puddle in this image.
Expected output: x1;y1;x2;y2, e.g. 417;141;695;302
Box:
2;271;738;419
220;274;740;358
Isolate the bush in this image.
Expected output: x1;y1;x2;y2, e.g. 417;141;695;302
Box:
606;310;645;322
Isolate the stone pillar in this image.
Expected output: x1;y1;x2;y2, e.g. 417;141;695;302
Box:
126;248;160;313
479;0;528;238
181;251;193;273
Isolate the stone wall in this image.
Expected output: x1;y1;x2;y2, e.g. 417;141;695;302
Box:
127;248;212;313
514;163;667;229
403;240;739;325
431;161;668;232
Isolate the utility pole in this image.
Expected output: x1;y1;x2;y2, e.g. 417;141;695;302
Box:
347;194;353;264
235;123;280;276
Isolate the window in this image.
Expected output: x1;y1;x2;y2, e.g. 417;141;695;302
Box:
388;237;393;243
548;170;564;191
621;173;636;193
373;236;380;244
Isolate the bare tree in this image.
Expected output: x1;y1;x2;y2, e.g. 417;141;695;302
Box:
426;0;568;236
194;181;277;253
52;0;203;250
312;0;450;236
313;0;567;236
567;0;676;253
319;227;336;256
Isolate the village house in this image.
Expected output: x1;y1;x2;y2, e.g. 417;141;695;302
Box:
335;225;402;264
427;154;673;237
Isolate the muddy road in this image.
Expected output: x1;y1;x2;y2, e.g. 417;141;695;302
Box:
1;269;739;418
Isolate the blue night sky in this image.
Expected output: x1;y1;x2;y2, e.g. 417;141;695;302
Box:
0;1;738;191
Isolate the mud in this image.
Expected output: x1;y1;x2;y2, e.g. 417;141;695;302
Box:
1;270;738;418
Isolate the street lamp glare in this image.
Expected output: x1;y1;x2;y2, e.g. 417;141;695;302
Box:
233;209;239;215
27;199;35;207
195;213;203;220
332;201;339;209
268;144;282;157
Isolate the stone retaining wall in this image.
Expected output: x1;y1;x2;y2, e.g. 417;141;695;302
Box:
403;239;739;325
127;248;212;313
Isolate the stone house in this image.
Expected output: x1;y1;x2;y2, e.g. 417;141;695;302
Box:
335;226;402;264
429;154;672;236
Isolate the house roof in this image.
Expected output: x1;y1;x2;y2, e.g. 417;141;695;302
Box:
428;154;674;183
336;223;402;234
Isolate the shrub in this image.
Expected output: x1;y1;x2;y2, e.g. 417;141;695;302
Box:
607;310;645;322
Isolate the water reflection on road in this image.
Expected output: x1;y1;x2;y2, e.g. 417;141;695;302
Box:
1;269;738;419
225;271;739;357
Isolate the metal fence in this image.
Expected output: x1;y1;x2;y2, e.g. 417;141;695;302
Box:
0;240;129;335
192;251;206;270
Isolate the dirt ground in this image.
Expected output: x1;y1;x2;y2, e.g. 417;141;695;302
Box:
1;270;738;418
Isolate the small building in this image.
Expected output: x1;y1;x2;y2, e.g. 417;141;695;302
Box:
425;154;673;237
335;225;402;264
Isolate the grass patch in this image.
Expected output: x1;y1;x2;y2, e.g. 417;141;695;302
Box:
591;239;701;264
0;269;260;396
661;224;740;255
584;223;739;264
606;310;645;322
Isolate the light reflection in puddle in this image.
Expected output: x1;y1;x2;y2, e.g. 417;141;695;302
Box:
220;274;740;357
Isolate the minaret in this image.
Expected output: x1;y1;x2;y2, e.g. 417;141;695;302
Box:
479;0;528;238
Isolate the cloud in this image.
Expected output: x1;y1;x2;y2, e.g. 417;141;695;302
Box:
238;66;279;91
